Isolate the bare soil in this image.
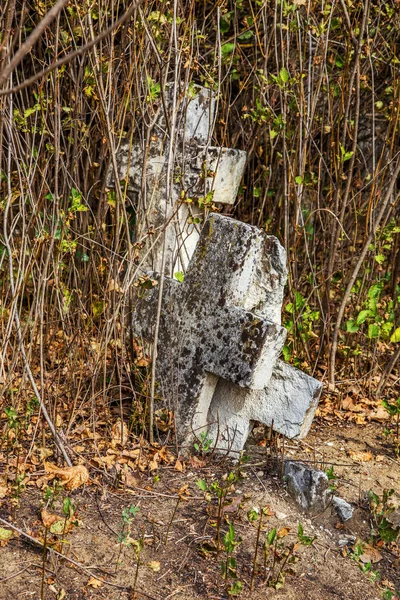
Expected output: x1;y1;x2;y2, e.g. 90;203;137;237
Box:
0;420;399;600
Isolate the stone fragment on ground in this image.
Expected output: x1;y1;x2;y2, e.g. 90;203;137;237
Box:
284;461;332;515
332;496;354;522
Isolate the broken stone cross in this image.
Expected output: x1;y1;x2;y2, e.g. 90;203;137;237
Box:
134;212;322;454
108;85;246;276
133;213;287;448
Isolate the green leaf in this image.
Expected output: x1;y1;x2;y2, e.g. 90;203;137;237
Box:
367;323;380;339
367;283;383;299
346;319;359;333
279;67;289;83
196;479;207;492
238;30;253;41
356;310;372;325
228;580;243;595
247;508;259;522
24;104;40;118
63;497;73;517
375;253;385;265
174;271;184;283
381;321;394;338
295;291;306;310
222;42;236;55
295;175;303;184
266;528;276;546
49;519;66;535
390;327;400;343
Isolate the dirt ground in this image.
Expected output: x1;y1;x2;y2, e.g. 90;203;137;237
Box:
0;419;399;600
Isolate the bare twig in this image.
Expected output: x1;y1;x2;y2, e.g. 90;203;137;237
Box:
0;0;144;96
0;0;70;87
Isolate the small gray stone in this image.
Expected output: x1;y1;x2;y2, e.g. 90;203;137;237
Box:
332;496;354;522
386;508;400;531
338;535;356;548
284;461;332;515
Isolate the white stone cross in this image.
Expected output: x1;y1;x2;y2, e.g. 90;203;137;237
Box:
108;85;246;276
133;213;288;448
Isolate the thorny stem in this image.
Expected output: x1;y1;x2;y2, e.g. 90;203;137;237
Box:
250;508;264;591
133;551;141;596
165;496;180;545
40;526;48;600
216;491;224;553
274;544;295;585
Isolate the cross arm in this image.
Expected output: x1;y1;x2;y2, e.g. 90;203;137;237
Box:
202;305;286;390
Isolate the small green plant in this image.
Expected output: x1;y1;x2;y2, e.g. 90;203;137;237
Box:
4;406;19;434
283;291;320;366
349;542;381;584
197;471;240;552
146;76;161;103
346;280;396;341
221;522;243;596
368;489;399;544
262;522;315;589
62;497;76;532
297;522;316;546
118;505;140;546
381;588;398;600
193;430;213;455
325;465;338;493
115;504;140;572
249;506;271;590
165;485;189;545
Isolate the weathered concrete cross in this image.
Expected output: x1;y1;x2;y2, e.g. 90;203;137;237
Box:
133;213;287;447
108;85;246;276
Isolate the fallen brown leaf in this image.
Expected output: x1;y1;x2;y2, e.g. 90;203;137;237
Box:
41;509;75;534
44;462;89;490
277;527;291;538
41;508;62;528
0;481;8;498
359;543;382;564
370;405;389;422
111;420;128;448
223;496;242;514
87;576;103;589
348;450;373;462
